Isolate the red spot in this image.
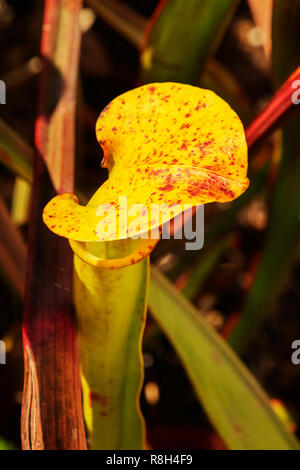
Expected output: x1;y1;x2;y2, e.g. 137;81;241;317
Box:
233;424;243;435
159;184;174;191
149;169;164;177
89;392;108;407
179;143;188;151
187;187;201;197
211;351;222;365
195;101;207;110
148;86;156;94
102;103;111;113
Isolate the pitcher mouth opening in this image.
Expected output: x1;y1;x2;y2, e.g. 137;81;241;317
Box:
70;235;159;269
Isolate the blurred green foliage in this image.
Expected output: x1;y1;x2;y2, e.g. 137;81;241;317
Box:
229;0;300;351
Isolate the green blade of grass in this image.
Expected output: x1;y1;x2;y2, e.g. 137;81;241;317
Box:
182;236;231;301
140;0;239;84
0;195;26;297
11;178;31;226
229;0;300;352
86;0;145;49
0;437;15;450
0;118;33;183
149;265;299;450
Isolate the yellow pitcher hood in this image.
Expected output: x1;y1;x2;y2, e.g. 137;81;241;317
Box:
43;82;249;242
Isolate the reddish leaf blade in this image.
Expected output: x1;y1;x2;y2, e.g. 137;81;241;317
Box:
246;66;300;150
21;0;87;450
